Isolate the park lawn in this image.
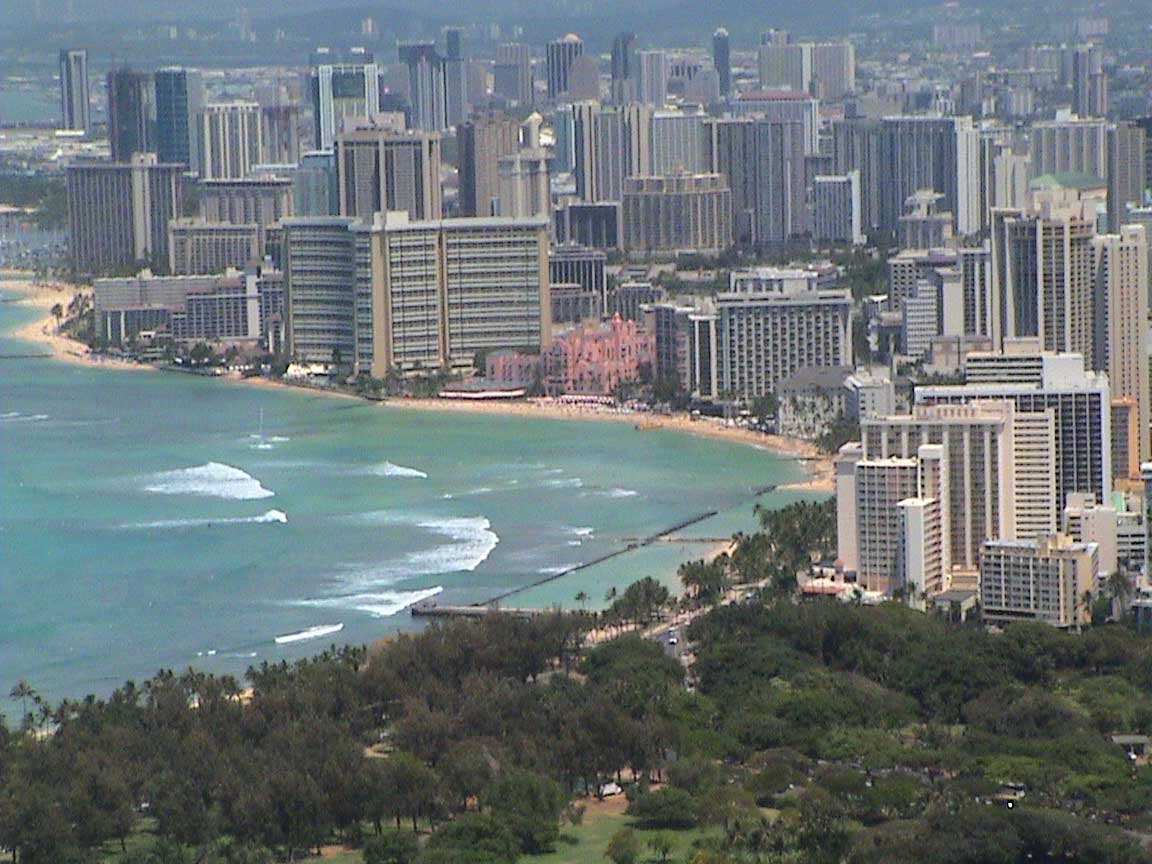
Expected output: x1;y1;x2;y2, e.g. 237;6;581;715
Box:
524;796;715;864
299;850;365;864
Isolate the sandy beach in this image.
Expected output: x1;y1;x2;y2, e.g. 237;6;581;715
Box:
1;271;834;493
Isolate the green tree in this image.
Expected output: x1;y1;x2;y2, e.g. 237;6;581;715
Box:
363;830;420;864
479;769;566;854
604;827;641;864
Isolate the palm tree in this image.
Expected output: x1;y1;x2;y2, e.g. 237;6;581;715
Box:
574;590;589;611
9;680;36;730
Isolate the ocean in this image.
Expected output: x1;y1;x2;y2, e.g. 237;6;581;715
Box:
0;286;824;701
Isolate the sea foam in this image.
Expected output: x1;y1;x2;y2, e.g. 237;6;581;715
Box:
274;623;344;645
142;462;274;500
371;461;428;479
299;586;444;618
124;510;287;530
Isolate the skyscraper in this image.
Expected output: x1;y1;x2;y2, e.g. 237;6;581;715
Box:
58;49;90;133
494;43;533;106
1071;44;1108;118
399;42;448;132
107;67;156;161
458;112;522;217
197;102;263;180
442;27;468;128
546;34;583;100
309;62;381;150
154;67;204;170
67;154;185;276
1093;225;1150;464
712;28;731;98
638;50;669;107
336;124;442;222
610;32;639;104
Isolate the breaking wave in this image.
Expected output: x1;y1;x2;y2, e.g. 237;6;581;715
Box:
142;463;274;500
123;510;287;530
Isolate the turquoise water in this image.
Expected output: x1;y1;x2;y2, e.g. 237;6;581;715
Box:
0;286;822;700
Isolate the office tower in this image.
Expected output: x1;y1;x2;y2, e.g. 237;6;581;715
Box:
757;31;810;93
918;351;1112;510
980;535;1098;627
621;173;732;256
458;113;521;217
294;151;338;216
546;33;583;99
58;49;90;133
1031;117;1107;178
1071;44;1108;118
336;124;442;222
960;243;992;337
1093;225;1149;463
282;217;359;366
107;68;156;161
989;187;1097;355
554;201;620;249
651;110;709;174
260;104;301;165
167;219;261;275
713;28;731;98
638;50;669;107
199;176;293;226
731;91;820;154
550;244;608;313
706;117;808;245
399;42;448;132
571;103;652;203
67;154;185;276
715;268;853;398
610;32;639;104
812;171;864;245
897;190;953;250
831;116;979;235
442;27;468;127
197;102;262;180
1107;123;1146;233
566;56;601;102
494;43;533;106
496;149;549;218
309;63;381;150
154;68;204;170
811;42;856;100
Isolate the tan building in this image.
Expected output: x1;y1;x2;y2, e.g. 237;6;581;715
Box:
980;534;1099;627
621;172;733;256
336;124;442;222
168;219;261;275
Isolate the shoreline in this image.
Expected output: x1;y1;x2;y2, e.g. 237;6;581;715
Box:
0;273;834;493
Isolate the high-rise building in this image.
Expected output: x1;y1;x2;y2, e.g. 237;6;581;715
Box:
259;104;302;166
572;103;652;203
293;151;339;217
651;109;709;175
621;172;733;256
546;34;583;100
107;68;156;161
336;124;442;222
1107;122;1146;233
442;27;468;128
1071;44;1108;118
712;28;731;98
989;187;1097;355
309;63;381;150
638;50;669;107
706;117;808;245
811;42;856;100
980;534;1098;627
550;244;608;313
199;176;293;227
918;350;1112;510
610;32;639;104
458;113;521;217
812;171;864;245
197;102;263;180
154;68;204;170
399;42;448;133
715;267;853;398
167;219;262;275
731;92;820;154
494;43;533;106
496;149;549;218
1093;225;1150;464
58;49;90;133
67;154;185;276
281;217;359;367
